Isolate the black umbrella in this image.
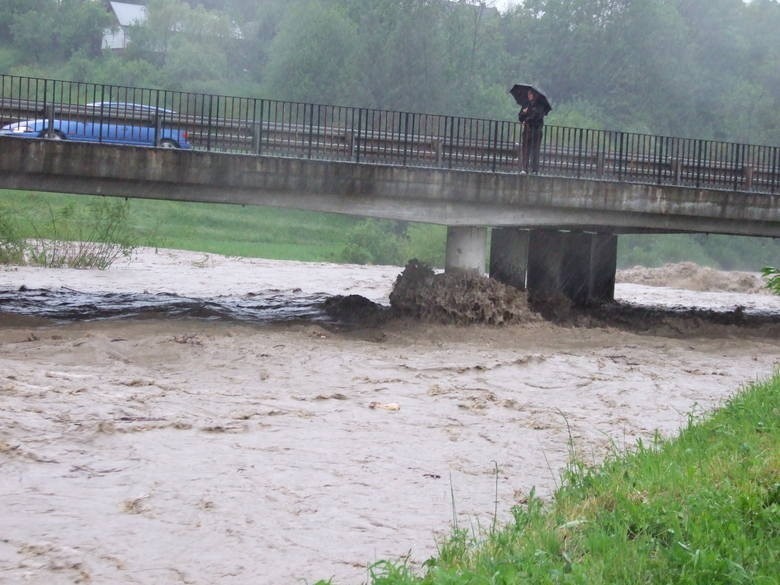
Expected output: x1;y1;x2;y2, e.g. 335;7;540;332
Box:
509;84;552;115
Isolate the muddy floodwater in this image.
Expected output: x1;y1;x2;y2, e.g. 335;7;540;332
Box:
1;249;779;585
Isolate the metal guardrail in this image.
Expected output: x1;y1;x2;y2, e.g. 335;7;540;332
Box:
1;74;778;194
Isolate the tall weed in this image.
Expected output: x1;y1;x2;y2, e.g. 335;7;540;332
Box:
0;205;26;264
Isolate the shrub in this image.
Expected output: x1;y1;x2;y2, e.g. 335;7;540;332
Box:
339;219;405;265
25;198;136;269
762;267;780;295
0;206;26;264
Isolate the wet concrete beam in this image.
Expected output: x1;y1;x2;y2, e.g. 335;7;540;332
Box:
445;226;487;273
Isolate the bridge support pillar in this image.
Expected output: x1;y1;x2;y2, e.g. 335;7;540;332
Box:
588;232;618;303
489;228;529;289
524;230;617;306
445;226;487;273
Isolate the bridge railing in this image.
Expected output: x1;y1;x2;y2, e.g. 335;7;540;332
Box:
1;74;778;194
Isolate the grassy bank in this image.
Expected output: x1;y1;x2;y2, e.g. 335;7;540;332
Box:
360;375;779;585
0;190;447;267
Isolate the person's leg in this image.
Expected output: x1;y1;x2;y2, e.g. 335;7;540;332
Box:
529;127;542;173
520;128;531;172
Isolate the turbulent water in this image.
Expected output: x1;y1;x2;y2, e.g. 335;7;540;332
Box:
1;251;778;585
0;279;778;326
0;287;336;322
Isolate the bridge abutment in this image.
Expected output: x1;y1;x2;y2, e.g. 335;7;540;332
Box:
489;229;617;306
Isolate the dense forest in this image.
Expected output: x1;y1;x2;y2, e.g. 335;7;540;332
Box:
1;0;779;269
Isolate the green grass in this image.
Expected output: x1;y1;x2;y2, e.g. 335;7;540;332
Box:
0;190;357;261
361;374;780;585
0;190;447;266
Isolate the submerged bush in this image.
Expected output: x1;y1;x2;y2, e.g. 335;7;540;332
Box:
762;266;780;295
0;205;26;264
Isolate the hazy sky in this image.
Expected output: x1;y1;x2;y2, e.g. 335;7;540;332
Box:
490;0;520;12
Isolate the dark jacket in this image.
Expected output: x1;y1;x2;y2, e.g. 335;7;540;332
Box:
518;101;547;129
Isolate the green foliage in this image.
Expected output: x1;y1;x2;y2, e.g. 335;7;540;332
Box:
8;0;109;63
0;204;25;264
546;99;608;130
264;1;367;105
339;219;405;266
762;267;780;295
338;220;447;267
25;198;135;269
619;234;780;272
0;193;135;269
404;224;446;269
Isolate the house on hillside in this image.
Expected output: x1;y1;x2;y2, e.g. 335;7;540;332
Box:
102;1;147;51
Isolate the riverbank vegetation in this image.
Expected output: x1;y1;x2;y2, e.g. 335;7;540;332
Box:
352;373;780;585
763;267;780;295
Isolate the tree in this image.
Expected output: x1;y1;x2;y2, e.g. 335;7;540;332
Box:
0;0;49;43
263;1;366;106
126;0;240;91
10;0;110;64
441;1;511;118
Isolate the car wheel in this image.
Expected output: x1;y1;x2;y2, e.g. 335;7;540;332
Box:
41;129;65;140
158;139;179;149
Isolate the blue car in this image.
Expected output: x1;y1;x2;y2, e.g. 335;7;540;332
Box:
0;102;191;149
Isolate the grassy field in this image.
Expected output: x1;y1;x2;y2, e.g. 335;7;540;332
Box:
359;374;780;585
0;190;362;260
0;189;448;266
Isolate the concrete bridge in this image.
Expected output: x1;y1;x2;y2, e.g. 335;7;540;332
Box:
1;137;778;306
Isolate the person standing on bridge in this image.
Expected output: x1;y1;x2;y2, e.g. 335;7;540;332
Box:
510;84;552;174
517;88;549;174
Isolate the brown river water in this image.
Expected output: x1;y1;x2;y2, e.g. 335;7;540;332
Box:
0;249;778;585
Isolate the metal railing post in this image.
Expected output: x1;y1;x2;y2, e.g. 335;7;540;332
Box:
206;94;214;151
252;99;260;155
355;108;362;163
153;89;161;146
42;78;49;133
697;139;703;188
97;84;106;143
490;120;498;172
307;103;314;159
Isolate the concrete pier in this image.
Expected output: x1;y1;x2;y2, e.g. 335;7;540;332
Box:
445;226;488;273
489;227;529;289
489;228;617;306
